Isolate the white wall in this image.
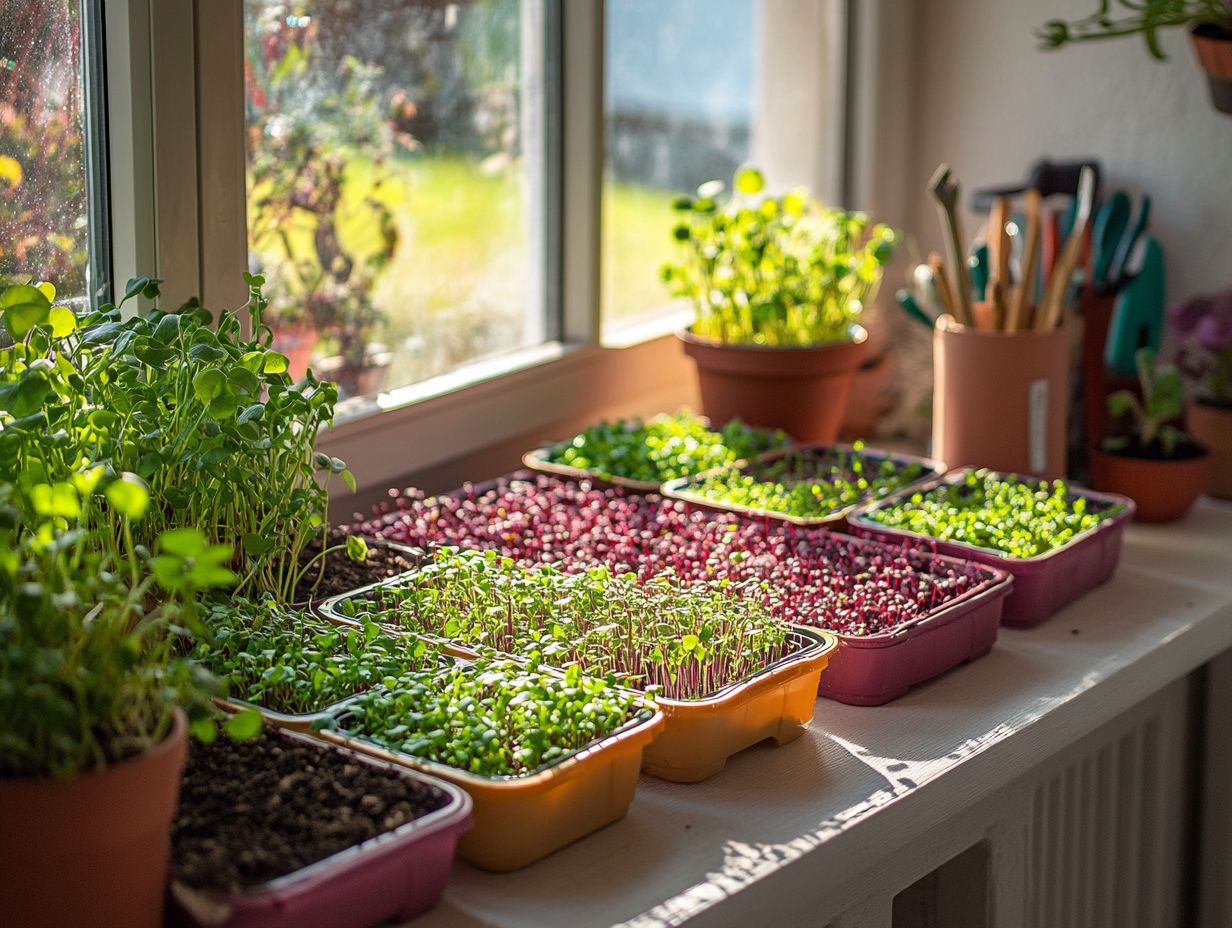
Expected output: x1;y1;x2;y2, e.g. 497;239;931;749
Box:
902;0;1232;306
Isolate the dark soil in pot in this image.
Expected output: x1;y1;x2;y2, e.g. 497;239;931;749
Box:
171;729;448;892
292;529;416;603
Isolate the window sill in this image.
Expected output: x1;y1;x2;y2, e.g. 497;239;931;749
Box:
317;327;698;493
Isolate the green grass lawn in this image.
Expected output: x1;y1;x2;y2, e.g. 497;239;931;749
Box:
251;154;679;386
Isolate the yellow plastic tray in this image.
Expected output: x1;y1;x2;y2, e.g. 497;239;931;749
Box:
315;705;664;871
642;628;837;782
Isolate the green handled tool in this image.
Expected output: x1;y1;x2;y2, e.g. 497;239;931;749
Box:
895;289;935;330
1105;235;1164;376
1091;190;1131;293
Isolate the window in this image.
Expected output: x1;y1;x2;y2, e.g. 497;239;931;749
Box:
601;0;759;336
0;0;106;309
242;0;553;399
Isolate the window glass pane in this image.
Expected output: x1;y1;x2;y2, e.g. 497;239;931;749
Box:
0;0;93;305
602;0;758;333
244;0;546;402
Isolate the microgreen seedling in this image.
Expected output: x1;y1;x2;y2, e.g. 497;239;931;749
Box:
865;469;1124;558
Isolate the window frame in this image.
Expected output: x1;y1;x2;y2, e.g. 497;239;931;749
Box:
101;0;853;490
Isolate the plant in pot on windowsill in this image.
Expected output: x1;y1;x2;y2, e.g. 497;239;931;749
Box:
1173;288;1232;498
662;166;898;442
0;479;243;928
1037;1;1232;114
1089;348;1211;522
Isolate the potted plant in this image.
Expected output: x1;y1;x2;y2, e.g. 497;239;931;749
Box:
0;480;241;928
326;547;838;782
1173;289;1232;498
524;408;788;490
316;658;663;871
169;726;472;928
850;467;1134;626
662;166;898;442
1089;348;1211;521
1037;1;1232;114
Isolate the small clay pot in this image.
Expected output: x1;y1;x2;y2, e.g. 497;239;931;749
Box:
1190;23;1232;115
678;326;868;442
1088;446;1211;522
1186;401;1232;499
0;710;187;928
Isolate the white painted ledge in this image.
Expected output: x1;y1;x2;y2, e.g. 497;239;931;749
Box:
408;499;1232;928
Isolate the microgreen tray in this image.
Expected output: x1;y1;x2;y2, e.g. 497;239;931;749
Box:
317;692;663;871
168;728;471;928
847;468;1136;627
803;540;1013;706
319;582;837;782
661;442;944;527
522;413;790;492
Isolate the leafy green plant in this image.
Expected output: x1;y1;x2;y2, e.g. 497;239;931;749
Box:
684;441;928;520
661;166;897;347
330;659;644;777
1037;1;1232;59
544;409;787;484
333;546;796;701
1104;348;1192;456
865;469;1124;559
0;276;354;601
0;477;242;779
194;599;434;715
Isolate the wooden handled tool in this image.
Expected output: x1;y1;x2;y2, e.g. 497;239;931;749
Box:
985;195;1011;330
1038;166;1096;331
928;164;976;327
927;253;957;318
1008;188;1041;331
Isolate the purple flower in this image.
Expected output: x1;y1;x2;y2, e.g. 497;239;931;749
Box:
1170;294;1215;336
1197;304;1232;352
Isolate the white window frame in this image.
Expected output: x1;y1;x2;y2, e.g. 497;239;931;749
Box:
101;0;855;492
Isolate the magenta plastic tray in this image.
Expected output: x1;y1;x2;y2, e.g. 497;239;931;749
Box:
168;730;472;928
816;561;1013;706
846;469;1136;628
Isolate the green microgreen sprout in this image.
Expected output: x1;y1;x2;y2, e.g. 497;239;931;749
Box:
544;409;787;485
865;469;1124;558
333;546;797;701
684;441;930;520
329;659;644;778
194;598;434;715
1103;348;1194;457
661;165;898;347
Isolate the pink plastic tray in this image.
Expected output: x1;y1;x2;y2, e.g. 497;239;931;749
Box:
816;558;1013;706
168;730;472;928
846;469;1136;628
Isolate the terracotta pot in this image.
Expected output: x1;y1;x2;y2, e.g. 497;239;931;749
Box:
678;326;868;442
1088;447;1211;522
838;353;893;440
269;321;319;382
0;710;187;928
932;312;1069;478
1191;24;1232;114
1187;401;1232;499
